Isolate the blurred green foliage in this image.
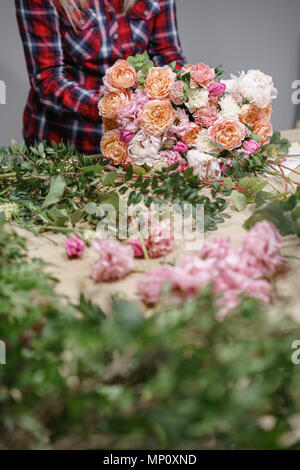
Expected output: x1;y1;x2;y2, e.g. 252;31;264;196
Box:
245;185;300;236
0;221;300;450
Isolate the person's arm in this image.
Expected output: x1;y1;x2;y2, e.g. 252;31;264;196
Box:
15;0;99;122
148;0;186;68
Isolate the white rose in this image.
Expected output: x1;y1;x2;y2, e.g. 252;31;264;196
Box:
185;88;209;112
220;79;236;93
195;129;221;154
231;69;278;108
219;94;240;119
187;150;221;179
128;130;162;167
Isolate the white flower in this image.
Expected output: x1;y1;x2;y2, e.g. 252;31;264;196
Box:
187;150;221;179
229;70;278;108
195;129;221;154
0;203;19;221
151;157;168;173
220;79;236;93
185;88;209;112
128;130;162;167
219;94;240;119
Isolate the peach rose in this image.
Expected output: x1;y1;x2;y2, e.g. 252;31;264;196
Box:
102;117;119;132
140;100;175;136
100;130;128;165
98;91;128;119
103;59;136;91
182;123;203;148
190;63;215;88
193;104;218;128
257;104;272;120
145;66;176;99
239;103;260;126
252;118;273;144
208;118;247;150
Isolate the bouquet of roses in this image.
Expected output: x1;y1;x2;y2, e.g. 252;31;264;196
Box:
98;52;278;179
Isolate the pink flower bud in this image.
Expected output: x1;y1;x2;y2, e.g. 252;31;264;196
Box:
126;239;144;258
120;129;134;143
208;81;226;97
173;141;189;154
242;139;260;155
65;235;86;259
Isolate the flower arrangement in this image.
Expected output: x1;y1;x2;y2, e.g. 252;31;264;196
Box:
99;52;278;179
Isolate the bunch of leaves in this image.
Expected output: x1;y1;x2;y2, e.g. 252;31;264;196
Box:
1;221;300;450
245;185;300;236
126;51;155;87
0;141;229;233
269;131;291;155
217;131;292;183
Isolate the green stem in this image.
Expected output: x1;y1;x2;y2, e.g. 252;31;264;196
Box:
0;172;16;179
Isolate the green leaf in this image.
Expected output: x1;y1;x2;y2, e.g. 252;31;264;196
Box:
42;174;66;209
125;165;133;182
82;165;103;175
70;209;84;226
133;165;147;176
84;202;98;215
103;171;118;186
112;298;144;333
223;177;233;190
231;190;247;212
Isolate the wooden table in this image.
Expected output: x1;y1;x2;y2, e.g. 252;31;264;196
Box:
16;130;300;320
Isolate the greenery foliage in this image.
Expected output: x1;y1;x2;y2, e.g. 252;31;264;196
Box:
245;185;300;236
0;141;229;233
0;221;300;450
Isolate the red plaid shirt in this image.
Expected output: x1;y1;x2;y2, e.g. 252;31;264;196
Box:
16;0;185;154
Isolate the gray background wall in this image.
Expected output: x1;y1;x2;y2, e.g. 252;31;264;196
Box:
0;0;299;146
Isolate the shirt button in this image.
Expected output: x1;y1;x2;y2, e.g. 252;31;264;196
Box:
36;74;41;80
113;33;119;40
144;10;149;16
80;19;85;25
108;7;113;12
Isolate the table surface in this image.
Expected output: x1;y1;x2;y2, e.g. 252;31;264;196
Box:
281;129;300;142
15;130;300;321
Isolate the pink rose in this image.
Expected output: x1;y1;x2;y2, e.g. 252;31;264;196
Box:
170;81;185;105
173;141;189;154
193;104;218;128
117;89;149;133
146;218;174;259
127;218;174;259
120;129;134;143
126;239;144;258
208;81;226;97
65;235;86;259
137;265;179;304
220;157;233;174
190;63;215;88
231;93;243;105
91;239;134;282
160;150;188;173
242;139;260;155
241;221;286;278
168;108;190;139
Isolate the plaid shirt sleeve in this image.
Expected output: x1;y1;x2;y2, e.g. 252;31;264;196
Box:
15;0;100;122
148;0;186;68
